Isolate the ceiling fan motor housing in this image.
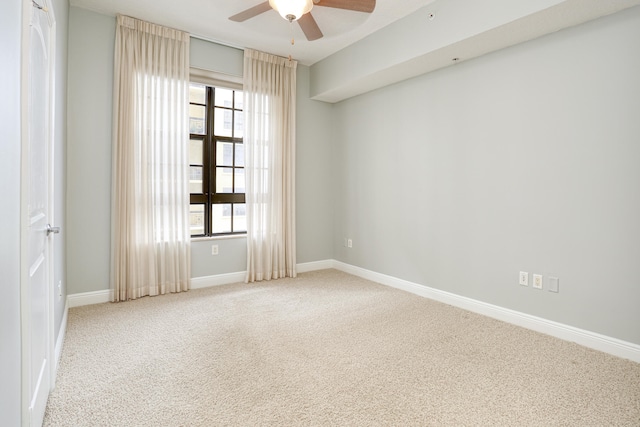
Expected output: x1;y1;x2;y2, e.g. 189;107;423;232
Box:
269;0;314;21
229;0;376;42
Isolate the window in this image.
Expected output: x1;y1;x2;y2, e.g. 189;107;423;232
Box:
189;83;245;237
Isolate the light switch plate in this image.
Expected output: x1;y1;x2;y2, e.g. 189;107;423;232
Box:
549;276;559;293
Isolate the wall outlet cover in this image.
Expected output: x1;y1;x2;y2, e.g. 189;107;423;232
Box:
533;274;543;289
519;271;528;286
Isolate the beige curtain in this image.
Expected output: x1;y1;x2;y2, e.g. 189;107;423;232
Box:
111;15;191;301
243;49;297;282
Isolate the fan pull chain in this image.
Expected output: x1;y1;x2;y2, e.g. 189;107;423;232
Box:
289;20;295;63
290;20;295;46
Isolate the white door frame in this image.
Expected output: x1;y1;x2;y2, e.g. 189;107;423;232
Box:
20;0;57;425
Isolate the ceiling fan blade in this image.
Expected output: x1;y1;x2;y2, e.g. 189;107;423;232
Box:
298;13;323;41
314;0;376;13
229;1;272;22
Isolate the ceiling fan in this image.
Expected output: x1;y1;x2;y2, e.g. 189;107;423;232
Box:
229;0;376;41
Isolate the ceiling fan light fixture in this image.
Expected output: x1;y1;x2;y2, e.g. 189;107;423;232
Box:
269;0;314;22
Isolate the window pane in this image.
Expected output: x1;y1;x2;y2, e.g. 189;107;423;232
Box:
235;91;244;110
189;104;206;134
216;167;233;193
234;168;245;193
190;166;203;193
189;84;245;238
235;143;244;167
234;111;244;138
216;142;233;166
189;84;205;104
190;204;205;235
233;204;247;233
214;88;234;108
214;107;232;137
189;139;202;165
212;204;232;234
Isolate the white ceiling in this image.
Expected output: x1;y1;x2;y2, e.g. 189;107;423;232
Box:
308;0;640;102
69;0;640;102
69;0;435;66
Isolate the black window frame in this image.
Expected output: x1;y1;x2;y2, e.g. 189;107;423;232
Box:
189;84;245;237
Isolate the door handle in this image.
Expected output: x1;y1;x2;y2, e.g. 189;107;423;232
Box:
46;224;60;236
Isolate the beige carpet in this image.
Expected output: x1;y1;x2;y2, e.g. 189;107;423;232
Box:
45;269;640;426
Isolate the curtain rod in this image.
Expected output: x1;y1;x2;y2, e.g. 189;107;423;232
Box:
189;33;244;52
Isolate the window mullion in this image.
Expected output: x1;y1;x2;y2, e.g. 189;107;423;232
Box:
189;81;245;237
205;86;215;236
230;93;235;236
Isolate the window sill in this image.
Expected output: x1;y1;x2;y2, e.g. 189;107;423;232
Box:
191;233;247;243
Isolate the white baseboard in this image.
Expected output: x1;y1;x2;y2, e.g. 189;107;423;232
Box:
190;260;334;288
66;274;247;306
64;259;639;362
67;289;112;308
331;260;640;363
297;259;334;273
65;260;330;306
191;271;246;289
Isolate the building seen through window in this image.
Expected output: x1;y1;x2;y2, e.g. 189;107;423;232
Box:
189;83;245;237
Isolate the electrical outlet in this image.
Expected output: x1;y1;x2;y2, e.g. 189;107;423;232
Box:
58;280;62;298
347;239;353;248
519;271;528;286
211;245;219;255
533;274;543;289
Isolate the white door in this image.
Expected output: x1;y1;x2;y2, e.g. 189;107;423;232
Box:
21;0;56;426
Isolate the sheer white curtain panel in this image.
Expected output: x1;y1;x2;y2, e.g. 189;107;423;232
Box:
111;14;191;301
243;49;297;282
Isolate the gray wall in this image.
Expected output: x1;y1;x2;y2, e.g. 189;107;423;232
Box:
191;37;243;76
296;64;335;263
0;1;24;424
332;7;640;345
66;7;334;291
67;7;116;294
66;5;639;346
